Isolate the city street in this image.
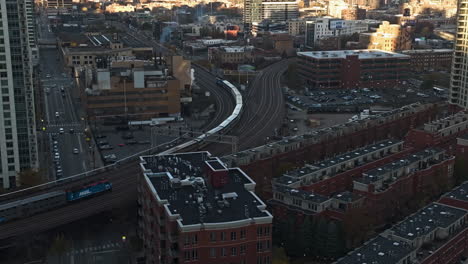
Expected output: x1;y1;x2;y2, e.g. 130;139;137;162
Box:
38;13;90;179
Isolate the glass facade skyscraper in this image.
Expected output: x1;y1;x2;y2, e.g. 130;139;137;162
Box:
0;0;38;189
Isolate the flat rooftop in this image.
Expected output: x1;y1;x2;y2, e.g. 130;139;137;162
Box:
443;181;468;203
400;49;453;54
336;235;414;264
298;49;409;60
274;185;330;204
389;203;466;241
355;147;444;185
141;152;271;226
285;139;402;179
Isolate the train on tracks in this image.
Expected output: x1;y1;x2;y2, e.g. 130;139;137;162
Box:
0;180;112;224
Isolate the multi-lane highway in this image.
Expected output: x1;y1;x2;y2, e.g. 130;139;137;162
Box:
38;13;90;179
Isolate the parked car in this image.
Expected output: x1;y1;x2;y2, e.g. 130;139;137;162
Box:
73;148;79;154
99;144;113;150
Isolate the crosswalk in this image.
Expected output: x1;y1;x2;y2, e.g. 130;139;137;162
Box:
47;132;84;136
65;242;123;256
46;123;82;128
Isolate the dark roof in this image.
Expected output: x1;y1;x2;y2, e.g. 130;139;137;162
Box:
333;191;362;203
142;152;270;226
389;203;467;241
273;185;330;204
458;133;468;141
336;235;414;264
285;139;402;179
355;147;445;184
274;175;301;185
443;181;468;202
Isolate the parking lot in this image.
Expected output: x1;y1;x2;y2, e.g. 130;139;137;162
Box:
92;124;177;164
287;80;447;113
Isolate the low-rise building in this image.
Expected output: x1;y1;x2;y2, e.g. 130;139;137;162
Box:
405;111;468;153
58;32;152;69
336;201;468;264
359;21;413;52
305;18;369;48
341;6;366;20
400;49;453;72
138;152;273;264
297;49;410;89
79;58;181;120
208;46;254;66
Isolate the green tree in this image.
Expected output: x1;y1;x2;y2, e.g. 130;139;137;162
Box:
302;216;316;256
286;63;300;91
420;80;434;90
140;22;152;31
325;221;346;258
285;214;303;257
18;169;45;187
49;233;70;264
454;157;468;185
273;247;290;264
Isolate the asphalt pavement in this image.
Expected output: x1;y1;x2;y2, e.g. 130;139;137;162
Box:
38;15;91;180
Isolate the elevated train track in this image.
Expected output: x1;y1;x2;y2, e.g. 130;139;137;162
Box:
0;80;243;241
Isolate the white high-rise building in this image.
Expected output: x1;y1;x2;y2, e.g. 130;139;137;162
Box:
0;0;38;189
450;0;468;107
305;18;369;48
261;1;299;21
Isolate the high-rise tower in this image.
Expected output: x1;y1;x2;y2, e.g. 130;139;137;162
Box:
0;0;38;189
450;0;468;108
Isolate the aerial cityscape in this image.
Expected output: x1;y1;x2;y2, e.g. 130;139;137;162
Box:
0;0;467;263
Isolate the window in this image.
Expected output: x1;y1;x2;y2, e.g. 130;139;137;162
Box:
240;244;246;254
221;248;227;257
192;250;198;260
210;248;216;258
210;232;216;242
184;251;190;261
240;229;246;239
231;231;236;240
257;241;263;252
257;227;263;236
231;247;237;256
220;232;225;241
184;235;190;246
192;234;198;244
265;227;270;236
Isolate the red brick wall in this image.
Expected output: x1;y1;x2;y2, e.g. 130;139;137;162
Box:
241;104;439;199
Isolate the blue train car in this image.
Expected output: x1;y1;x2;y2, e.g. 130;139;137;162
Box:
66;181;112;202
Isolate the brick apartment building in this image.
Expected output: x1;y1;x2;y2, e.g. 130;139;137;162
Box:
359;21;413;52
270;142;454;224
79;59;181;120
341;6;366;20
405;111;468;154
337;182;468;264
221;102;442;199
208;46;254;67
400;49;453;72
138;152;273;264
297;49;410;89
